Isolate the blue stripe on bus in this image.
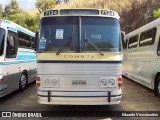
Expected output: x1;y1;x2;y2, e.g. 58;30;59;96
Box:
2;20;11;24
17;51;36;60
0;51;36;66
16;26;35;37
0;60;36;66
37;60;122;64
8;27;17;32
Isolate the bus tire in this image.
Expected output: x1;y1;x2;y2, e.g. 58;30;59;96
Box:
19;72;28;91
156;76;160;97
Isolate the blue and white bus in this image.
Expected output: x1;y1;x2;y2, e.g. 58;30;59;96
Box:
0;20;37;97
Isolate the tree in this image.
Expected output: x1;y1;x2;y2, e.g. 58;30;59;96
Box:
35;0;57;13
4;0;22;16
64;0;71;3
6;13;39;32
0;4;3;18
57;0;71;4
154;9;160;18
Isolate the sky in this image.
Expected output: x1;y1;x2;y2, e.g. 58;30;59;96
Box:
0;0;37;10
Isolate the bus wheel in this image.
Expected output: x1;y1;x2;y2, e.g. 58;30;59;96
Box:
19;72;27;91
156;76;160;97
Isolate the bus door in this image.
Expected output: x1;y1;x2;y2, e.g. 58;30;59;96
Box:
4;30;19;92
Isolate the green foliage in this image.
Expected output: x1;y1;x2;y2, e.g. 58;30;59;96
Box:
0;4;3;18
153;9;160;18
35;0;57;13
4;0;22;16
6;13;39;32
1;0;39;32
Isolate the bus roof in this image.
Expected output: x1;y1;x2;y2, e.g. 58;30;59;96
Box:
40;8;120;20
126;18;160;37
0;19;35;37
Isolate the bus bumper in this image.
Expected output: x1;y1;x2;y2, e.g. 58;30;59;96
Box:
37;90;122;105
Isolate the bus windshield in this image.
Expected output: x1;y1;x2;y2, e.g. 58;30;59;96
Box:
0;28;5;56
38;16;121;53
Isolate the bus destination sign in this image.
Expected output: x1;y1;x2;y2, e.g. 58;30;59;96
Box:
60;9;99;15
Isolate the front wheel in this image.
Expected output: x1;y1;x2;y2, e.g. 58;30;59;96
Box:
19;72;27;91
156;76;160;97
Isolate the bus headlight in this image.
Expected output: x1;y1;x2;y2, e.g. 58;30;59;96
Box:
51;79;59;87
108;79;116;87
100;79;108;87
43;79;50;86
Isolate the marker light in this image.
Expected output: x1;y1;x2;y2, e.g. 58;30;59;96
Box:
0;75;3;84
118;77;123;88
0;78;3;84
36;76;41;87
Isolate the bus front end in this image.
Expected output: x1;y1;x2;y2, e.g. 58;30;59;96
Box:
36;9;123;105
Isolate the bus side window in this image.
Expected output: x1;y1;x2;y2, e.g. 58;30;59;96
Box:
128;35;138;49
18;31;31;49
139;28;156;47
157;37;160;56
31;37;36;49
6;35;16;58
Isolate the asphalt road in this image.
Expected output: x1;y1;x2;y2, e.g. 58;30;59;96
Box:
0;77;160;120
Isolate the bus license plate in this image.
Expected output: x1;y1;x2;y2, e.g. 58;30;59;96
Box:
72;80;87;86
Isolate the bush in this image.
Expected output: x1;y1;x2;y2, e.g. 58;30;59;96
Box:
154;9;160;18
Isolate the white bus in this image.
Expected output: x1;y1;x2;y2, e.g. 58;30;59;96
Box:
123;18;160;97
0;20;37;97
36;9;123;105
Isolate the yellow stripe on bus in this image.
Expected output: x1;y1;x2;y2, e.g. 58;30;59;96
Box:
37;53;122;61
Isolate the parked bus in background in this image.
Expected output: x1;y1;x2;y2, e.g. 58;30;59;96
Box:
0;20;37;97
36;9;123;105
123;18;160;97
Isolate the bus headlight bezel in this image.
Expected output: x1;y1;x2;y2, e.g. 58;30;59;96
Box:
43;77;59;88
100;77;116;88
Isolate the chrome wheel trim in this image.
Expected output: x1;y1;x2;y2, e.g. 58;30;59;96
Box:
158;81;160;94
20;74;27;89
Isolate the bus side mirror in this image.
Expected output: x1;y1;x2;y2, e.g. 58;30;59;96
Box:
121;31;125;42
121;31;126;48
35;31;39;51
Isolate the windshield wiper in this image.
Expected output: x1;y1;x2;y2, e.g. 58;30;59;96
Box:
84;30;104;55
56;36;72;55
85;38;104;55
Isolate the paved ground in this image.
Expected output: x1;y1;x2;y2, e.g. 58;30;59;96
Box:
0;77;160;120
